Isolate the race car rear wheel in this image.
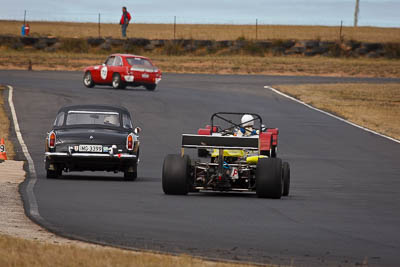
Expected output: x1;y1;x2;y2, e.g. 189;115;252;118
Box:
83;71;95;88
124;171;137;181
162;154;190;195
145;84;156;91
256;158;282;199
112;73;124;89
124;164;138;181
282;161;290;196
46;166;60;179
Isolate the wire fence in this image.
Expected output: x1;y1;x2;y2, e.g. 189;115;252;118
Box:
1;10;359;26
2;0;400;28
1;10;399;42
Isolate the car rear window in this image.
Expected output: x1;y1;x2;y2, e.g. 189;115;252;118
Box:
54;112;65;127
126;57;153;68
66;111;121;127
122;113;133;129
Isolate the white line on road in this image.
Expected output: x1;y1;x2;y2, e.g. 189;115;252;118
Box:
7;85;43;221
264;85;400;144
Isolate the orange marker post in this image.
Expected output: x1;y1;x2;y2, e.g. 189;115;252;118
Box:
0;138;7;160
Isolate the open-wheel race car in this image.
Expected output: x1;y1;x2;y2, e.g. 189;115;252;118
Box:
83;53;161;90
162;112;290;198
44;105;141;181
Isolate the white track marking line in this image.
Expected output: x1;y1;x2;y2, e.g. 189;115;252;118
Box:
7;85;43;220
264;85;400;144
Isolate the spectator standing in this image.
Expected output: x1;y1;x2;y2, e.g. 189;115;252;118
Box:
120;6;131;38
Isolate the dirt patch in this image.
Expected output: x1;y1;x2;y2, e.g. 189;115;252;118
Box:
0;160;104;247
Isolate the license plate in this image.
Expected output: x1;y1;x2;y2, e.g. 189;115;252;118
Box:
78;145;102;152
142;73;149;78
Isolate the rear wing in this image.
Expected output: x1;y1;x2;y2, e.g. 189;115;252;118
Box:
182;134;269;151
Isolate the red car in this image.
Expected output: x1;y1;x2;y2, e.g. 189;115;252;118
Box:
83;54;162;91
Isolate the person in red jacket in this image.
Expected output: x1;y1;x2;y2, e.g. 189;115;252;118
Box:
120;6;131;38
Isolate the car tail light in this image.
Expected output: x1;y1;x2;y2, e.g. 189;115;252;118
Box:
127;134;134;150
49;131;56;148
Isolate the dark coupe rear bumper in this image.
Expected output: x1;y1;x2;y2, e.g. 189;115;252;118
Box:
45;152;137;172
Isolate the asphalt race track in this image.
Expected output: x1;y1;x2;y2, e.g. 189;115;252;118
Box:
2;70;400;266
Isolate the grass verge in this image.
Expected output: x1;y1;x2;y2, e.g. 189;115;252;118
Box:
1;49;400;78
0;85;15;159
1;20;400;42
274;83;400;140
0;234;263;267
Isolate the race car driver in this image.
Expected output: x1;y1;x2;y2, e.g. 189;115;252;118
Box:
236;114;258;137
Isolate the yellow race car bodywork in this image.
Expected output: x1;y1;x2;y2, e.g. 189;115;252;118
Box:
211;149;267;164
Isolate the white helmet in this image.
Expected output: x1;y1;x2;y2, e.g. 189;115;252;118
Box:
241;114;254;127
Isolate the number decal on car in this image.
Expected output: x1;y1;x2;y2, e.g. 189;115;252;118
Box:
100;66;108;80
231;167;239;179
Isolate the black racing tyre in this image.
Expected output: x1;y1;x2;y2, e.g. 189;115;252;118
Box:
112;73;124;89
124;171;137;181
256;158;283;199
83;71;95;88
282;161;290;196
145;84;156;91
46;167;59;179
124;164;138;181
162;154;190;195
260;148;272;157
271;146;277;158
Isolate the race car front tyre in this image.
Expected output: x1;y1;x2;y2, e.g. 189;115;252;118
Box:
83;71;95;88
162;154;190;195
282;161;290;196
256;158;282;199
145;84;156;91
112;73;125;89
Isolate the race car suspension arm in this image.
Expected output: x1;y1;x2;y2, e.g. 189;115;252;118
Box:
217;148;225;179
